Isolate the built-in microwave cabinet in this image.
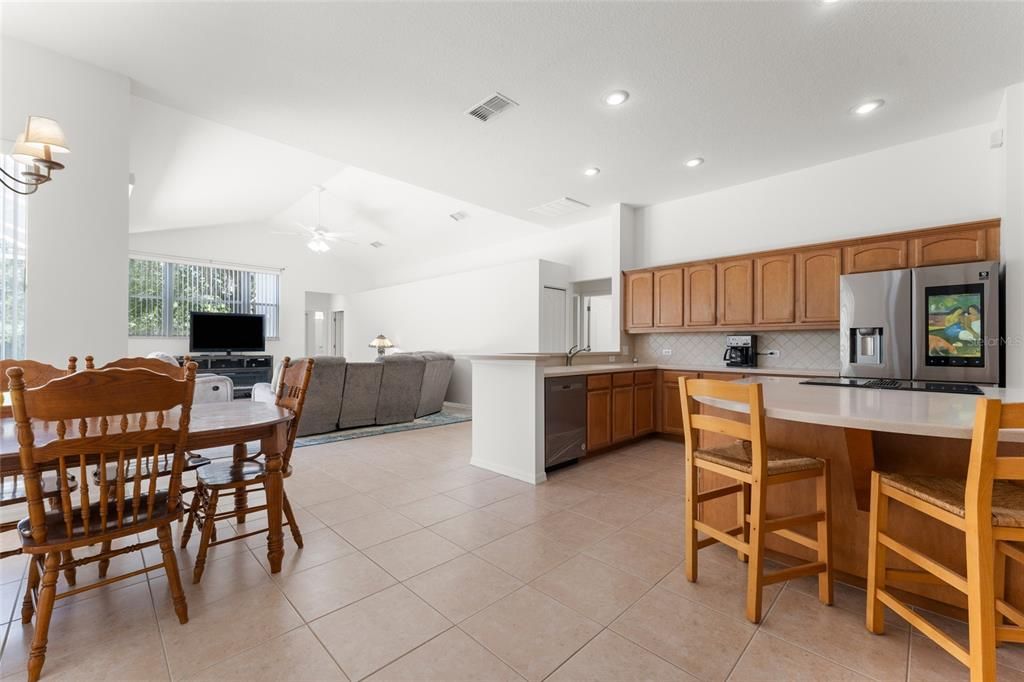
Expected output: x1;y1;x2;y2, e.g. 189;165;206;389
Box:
843;239;908;274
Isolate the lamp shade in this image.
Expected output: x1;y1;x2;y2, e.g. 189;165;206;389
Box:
368;334;393;349
23;116;69;154
10;133;38;165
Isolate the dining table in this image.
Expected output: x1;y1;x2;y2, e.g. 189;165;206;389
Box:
0;401;294;573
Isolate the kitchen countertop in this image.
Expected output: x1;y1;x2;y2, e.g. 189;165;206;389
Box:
694;376;1024;443
543;363;839;378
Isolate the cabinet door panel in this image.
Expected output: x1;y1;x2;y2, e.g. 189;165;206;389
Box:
611;386;634;443
654;268;684;327
843;239;908;274
586;389;612;451
634;384;655;436
659;371;698;435
796;248;841;324
910;229;987;267
754;254;795;324
684;264;717;327
625;272;654;329
717;258;754;326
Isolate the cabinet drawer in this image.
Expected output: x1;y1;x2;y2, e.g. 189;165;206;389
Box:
662;370;698;384
634;370;656;385
587;374;611;390
613;372;634;387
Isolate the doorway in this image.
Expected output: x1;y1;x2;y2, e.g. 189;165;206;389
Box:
332;311;345;357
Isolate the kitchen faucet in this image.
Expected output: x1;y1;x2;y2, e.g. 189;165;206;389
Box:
566;344;590;366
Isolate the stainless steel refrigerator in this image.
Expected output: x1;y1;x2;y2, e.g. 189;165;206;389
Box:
839;261;1001;386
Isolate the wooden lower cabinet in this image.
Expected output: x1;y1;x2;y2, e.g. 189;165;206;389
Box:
586;386;612;452
634;373;655;436
612;385;634;443
659;370;696;436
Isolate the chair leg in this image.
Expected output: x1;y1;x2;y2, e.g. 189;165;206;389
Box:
193;489;219;584
157;524;188;624
283;492;303;548
995;544;1008;646
745;474;767;624
180;489;201;548
684;454;699;583
738;482;751;564
26;552;59;682
965;515;997;680
815;460;834;606
21;555;39;623
97;541;112;578
61;550;76;585
866;471;888;634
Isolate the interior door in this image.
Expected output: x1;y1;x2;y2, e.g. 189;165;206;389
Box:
332;311;345;356
541;286;567;353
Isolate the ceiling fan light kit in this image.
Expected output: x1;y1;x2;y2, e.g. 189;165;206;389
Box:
2;115;70;195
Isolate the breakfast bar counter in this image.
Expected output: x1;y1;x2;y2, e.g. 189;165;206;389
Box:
693;376;1024;611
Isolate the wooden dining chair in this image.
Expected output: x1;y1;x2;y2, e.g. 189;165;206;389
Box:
866;398;1024;681
85;356;211;577
8;363;197;682
1;357;80;591
679;377;833;623
182;356;313;583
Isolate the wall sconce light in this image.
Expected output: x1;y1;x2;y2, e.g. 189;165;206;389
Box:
3;116;70;196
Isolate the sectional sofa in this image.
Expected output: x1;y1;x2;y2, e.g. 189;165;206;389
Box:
251;351;456;437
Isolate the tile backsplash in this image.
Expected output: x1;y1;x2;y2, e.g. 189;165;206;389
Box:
633;330;840;371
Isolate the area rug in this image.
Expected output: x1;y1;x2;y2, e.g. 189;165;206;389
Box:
294;408;472;448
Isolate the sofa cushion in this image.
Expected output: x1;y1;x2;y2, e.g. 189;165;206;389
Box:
376;354;426;425
338;362;384;429
412;352;455;417
294;356;347;437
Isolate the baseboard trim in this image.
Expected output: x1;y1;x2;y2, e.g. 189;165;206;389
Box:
443;400;471;412
469;456;546;485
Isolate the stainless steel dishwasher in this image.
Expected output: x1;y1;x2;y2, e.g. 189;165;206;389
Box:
544;376;586;470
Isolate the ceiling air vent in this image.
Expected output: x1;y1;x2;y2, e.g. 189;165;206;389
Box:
449;211;469;222
369;241;385;249
467;92;518;122
529;197;590;218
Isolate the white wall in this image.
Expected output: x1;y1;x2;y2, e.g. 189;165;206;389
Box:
344;259;566;404
997;83;1024;388
636;123;1002;267
127;222;370;360
2;39;131;365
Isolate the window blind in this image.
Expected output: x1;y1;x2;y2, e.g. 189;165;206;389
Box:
0;156;27;359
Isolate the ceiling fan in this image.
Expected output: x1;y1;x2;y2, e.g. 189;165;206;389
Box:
273;185;359;252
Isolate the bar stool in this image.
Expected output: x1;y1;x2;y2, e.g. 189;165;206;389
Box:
680;377;833;623
866;398;1024;681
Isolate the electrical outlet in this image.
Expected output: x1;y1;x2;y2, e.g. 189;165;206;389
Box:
608;356;616;362
764;349;781;358
661;349;673;356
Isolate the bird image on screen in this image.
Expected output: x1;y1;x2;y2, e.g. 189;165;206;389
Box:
190;312;266;353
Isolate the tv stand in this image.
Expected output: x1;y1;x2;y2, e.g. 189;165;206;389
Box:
176;353;273;400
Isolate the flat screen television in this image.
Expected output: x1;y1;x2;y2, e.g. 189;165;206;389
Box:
189;312;266;353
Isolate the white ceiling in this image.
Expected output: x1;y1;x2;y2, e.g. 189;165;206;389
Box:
129;96;344;232
4;2;1023;227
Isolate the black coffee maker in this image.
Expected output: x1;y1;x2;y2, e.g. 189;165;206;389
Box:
723;334;757;368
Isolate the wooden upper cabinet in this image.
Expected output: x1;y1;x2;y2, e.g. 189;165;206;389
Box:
625;271;654;329
716;258;754;326
653;268;684;328
910;228;988;267
754;254;795;324
843;239;908;274
796;247;841;323
684;264;717;327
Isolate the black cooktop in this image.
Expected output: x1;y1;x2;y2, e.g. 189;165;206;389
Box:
800;377;984;395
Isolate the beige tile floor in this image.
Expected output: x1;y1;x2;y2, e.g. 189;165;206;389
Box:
2;421;1023;681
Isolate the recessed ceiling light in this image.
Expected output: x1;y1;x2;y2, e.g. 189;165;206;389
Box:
685;157;704;168
822;0;840;4
852;99;885;115
583;167;601;177
604;90;630;106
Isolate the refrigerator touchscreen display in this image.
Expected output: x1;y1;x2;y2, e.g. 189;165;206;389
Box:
925;283;984;367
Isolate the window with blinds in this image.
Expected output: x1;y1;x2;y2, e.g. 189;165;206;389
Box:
128;257;280;338
1;156;28;360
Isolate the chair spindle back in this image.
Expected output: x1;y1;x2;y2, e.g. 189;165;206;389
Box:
0;357;77;419
274;356;314;467
7;364;197;545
